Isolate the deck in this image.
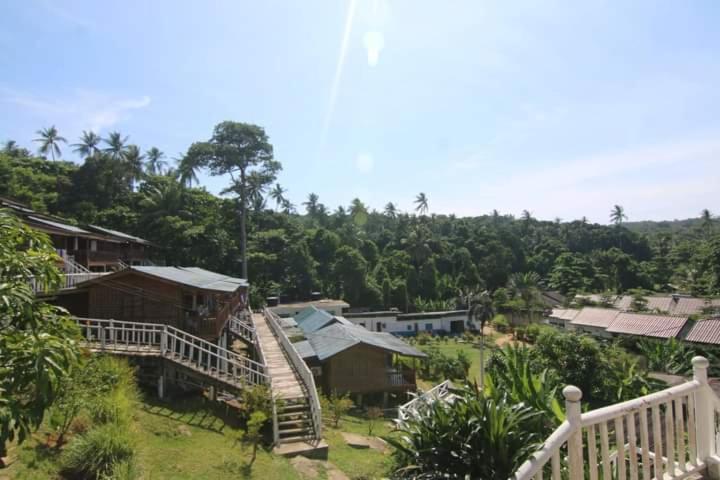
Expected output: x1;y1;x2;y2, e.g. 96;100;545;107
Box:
253;312;305;400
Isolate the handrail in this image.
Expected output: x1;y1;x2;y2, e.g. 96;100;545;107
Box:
228;314;256;342
398;379;452;421
30;272;108;293
73;317;268;389
512;357;717;480
263;308;322;442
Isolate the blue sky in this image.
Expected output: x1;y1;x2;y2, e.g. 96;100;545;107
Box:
2;0;719;223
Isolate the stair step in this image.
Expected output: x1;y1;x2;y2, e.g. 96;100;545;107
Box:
278;435;313;444
278;419;311;427
277;411;310;419
279;427;312;435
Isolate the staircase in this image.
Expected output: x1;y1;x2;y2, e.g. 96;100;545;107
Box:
73;317;268;396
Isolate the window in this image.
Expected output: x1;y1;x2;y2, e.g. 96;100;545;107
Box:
407;325;412;331
425;323;433;331
359;322;366;328
90;240;97;252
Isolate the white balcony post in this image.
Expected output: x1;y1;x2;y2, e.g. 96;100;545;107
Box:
693;357;715;464
161;325;168;355
564;385;584;480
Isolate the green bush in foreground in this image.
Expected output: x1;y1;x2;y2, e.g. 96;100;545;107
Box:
61;423;136;479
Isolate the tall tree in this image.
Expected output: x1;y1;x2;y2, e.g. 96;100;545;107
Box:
184;121;280;279
384;202;397;219
103;131;129;161
415;192;429;215
145;147;167;175
467;290;494;384
701;209;714;236
610;204;627;226
176;154;199;187
124;145;145;190
71;131;101;158
304;193;321;216
509;272;541;319
270;183;287;211
33;126;66;161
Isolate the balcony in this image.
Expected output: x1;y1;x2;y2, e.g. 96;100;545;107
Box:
30;272;109;294
387;366;416;389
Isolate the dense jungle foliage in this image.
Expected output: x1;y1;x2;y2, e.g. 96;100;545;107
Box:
2;125;719;312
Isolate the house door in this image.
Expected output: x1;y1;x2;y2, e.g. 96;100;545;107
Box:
450;320;465;334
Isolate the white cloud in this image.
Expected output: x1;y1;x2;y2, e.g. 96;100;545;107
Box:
355;153;374;173
0;88;151;133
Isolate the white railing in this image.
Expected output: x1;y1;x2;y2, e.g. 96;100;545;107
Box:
74;317;268;388
263;308;322;442
30;272;108;293
228;314;256;343
58;251;91;274
398;380;453;423
513;356;720;480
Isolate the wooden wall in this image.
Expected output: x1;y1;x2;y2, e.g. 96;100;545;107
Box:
322;344;402;395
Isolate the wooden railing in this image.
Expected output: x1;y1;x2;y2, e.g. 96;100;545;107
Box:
263;308;323;442
512;356;720;480
73;317;268;388
228;314;256;343
398;379;453;423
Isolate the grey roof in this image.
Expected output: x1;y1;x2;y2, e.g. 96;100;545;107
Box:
293;340;317;359
27;216;92;235
305;323;427;361
294;306;350;334
86;225;152;245
131;266;248;292
606;312;688;339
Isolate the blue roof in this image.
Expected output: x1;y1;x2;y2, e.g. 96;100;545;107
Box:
294;306;343;334
304;323;427;361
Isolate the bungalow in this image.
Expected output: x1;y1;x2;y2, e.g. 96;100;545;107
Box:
567;307;619;338
547;308;580;329
682;318;720;346
68;266;248;341
293;322;426;403
344;310;472;336
605;312;689;340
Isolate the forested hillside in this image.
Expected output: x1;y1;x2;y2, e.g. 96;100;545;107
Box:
2;125;719;310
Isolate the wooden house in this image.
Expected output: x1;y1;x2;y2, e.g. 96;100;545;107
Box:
74;266;248;340
293;320;426;403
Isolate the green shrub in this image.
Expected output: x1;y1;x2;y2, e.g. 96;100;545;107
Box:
525;323;541;343
492;314;509;333
320;391;354;428
61;424;136;479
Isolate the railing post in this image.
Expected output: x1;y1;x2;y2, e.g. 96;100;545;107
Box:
100;324;105;350
564;385;584;480
161;325;168;355
693;357;715;465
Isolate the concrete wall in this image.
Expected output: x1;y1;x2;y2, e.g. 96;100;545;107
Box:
346;311;473;336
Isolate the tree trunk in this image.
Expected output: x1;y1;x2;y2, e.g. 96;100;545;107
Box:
240;168;248;280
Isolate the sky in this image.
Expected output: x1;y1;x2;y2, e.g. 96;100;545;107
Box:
2;0;719;224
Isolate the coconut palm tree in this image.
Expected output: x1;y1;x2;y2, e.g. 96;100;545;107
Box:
124;145;145;190
384;202;397;219
269;183;287;211
71;131;101;158
509;272;541;321
103;131;129;161
414;192;429;215
33;126;67;161
610;204;627;226
145;147;167;175
467;290;494;386
176;154;199;187
303;193;320;216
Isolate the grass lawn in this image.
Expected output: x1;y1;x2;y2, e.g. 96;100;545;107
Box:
4;396;396;480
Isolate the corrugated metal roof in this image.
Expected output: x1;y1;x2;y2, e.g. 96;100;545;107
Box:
571;308;620;328
305;323;427;361
292;340;317;359
131;266;248;292
294;307;341;334
606;312;688;339
549;308;580;321
86;225;152;245
27;216;92;234
684;319;720;345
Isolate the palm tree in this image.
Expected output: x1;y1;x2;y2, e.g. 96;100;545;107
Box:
2;140;26;157
281;199;296;214
509;272;541;321
145;147;167;175
103;131;129;161
415;192;429;215
467;290;494;386
303;193;320;216
71;130;101;158
34;126;67;161
269;183;287;211
176;154;199;187
610;205;627;226
124;145;145;190
384;202;397;219
701;209;714;236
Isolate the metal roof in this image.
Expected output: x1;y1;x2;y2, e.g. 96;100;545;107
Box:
27;216;92;235
606;312;688;339
293;306;351;334
570;307;619;328
684;319;720;345
131;266;248;292
86;225;152;245
293;340;317;359
305;323;427;361
549;308;580;321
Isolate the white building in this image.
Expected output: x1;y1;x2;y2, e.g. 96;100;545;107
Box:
345;310;473;336
269;299;349;318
